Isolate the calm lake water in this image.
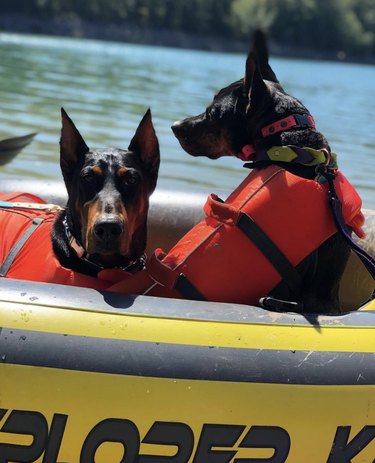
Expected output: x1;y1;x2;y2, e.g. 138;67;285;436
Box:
0;33;374;208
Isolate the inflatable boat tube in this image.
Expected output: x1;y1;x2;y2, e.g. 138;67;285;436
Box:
0;180;374;463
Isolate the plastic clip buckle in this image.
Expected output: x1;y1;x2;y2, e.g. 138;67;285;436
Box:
294;114;311;127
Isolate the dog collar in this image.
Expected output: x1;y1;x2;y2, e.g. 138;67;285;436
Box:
239;144;256;161
243;146;339;185
246;145;337;167
62;214;85;256
241;145;338;172
262;113;315;137
239;113;315;161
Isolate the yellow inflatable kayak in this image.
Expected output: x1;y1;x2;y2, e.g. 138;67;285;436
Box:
0;181;374;462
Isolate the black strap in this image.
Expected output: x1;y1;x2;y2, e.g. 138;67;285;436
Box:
0;217;44;277
316;165;375;279
174;273;206;301
236;212;302;294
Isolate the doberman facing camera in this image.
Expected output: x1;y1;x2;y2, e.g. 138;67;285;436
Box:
0;108;159;289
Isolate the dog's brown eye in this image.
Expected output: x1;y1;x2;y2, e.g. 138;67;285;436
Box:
81;169;98;183
127;176;137;185
81;172;96;183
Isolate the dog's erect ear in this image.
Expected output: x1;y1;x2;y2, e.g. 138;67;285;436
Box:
244;52;271;112
128;109;160;179
244;51;256;95
60;108;89;179
250;30;278;83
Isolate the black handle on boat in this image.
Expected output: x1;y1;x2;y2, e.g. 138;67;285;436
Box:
259;296;304;312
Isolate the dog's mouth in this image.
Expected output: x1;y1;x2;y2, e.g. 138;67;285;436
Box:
173;133;222;158
172;131;196;153
88;239;123;255
204;152;224;160
180;140;231;159
88;251;140;270
180;139;232;159
172;120;235;159
172;119;206;155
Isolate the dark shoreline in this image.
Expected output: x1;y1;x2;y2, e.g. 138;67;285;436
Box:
0;13;374;65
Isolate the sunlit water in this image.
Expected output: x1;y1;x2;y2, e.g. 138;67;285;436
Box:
0;33;374;208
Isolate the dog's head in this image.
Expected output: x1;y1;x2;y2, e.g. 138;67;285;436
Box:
172;31;312;159
59;108;160;269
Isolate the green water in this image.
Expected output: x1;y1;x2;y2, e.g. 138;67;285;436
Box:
0;33;374;208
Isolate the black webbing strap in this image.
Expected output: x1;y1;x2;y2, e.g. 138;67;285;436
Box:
174;273;207;301
236;212;302;293
316;164;375;279
0;217;44;277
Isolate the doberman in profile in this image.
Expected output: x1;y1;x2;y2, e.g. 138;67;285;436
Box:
52;108;160;276
0;108;160;287
171;31;361;312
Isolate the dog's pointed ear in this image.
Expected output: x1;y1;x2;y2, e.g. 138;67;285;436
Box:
128;109;160;180
60;108;89;179
251;30;278;83
244;52;271;112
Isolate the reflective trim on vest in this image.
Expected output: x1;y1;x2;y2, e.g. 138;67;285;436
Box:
0;217;44;277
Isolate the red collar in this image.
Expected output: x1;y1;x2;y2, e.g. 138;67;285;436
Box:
239;113;315;161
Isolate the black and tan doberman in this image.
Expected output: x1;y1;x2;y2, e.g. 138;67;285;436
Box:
0;108;159;287
52;108;160;275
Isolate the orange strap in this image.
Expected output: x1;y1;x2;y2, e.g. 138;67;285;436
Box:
204;192;303;293
204;194;240;225
147;249;205;300
147;249;179;288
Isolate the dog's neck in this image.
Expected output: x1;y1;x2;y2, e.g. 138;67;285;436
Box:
237;113;335;180
240;112;330;155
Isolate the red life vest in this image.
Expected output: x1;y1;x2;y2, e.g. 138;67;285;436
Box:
0;192;121;289
105;166;365;304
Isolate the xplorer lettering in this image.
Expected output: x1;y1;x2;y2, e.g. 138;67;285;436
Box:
0;410;68;463
326;425;375;462
0;409;374;462
138;421;194;462
81;418;140;462
192;423;245;462
238;425;291;463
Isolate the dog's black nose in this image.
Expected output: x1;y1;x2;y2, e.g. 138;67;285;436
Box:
171;120;185;136
94;219;123;241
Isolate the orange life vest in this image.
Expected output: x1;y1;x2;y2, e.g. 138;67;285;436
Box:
105;165;364;304
0;192;122;289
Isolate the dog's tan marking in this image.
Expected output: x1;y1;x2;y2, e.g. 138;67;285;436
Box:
84;200;102;251
92;165;103;176
117;167;129;178
118;202;131;255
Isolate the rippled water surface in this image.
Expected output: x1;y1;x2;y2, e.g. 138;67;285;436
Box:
0;33;374;208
